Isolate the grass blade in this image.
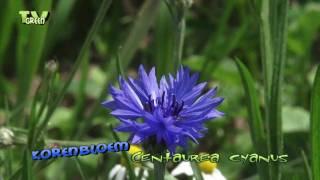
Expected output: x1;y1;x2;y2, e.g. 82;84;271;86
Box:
44;0;76;55
235;59;266;150
268;1;288;179
0;0;19;69
164;0;188;69
260;0;274;98
16;0;53;103
154;1;175;75
119;0;161;69
311;65;320;180
76;0;162;137
235;58;269;179
116;48;124;77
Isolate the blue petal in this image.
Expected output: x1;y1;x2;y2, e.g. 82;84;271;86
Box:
131;134;144;144
111;109;141;119
101;100;116;110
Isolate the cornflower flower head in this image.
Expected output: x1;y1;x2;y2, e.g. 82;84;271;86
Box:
102;65;224;153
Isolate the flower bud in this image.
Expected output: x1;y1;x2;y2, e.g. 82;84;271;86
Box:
45;60;58;74
0;127;14;147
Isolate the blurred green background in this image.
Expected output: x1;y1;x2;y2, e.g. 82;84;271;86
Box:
0;0;319;179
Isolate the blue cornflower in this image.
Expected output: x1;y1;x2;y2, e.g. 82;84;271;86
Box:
102;65;224;153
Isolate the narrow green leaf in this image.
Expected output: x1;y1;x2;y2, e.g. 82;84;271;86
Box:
119;0;161;69
235;58;269;179
311;65;320;180
44;0;76;55
154;1;175;75
268;1;288;179
235;59;266;149
0;0;19;69
109;125;136;180
77;0;162;137
116;48;125;77
164;1;187;69
16;0;53;103
260;0;274;100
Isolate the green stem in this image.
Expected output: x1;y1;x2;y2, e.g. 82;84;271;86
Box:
33;0;113;140
150;143;167;180
75;0;161;138
154;160;166;180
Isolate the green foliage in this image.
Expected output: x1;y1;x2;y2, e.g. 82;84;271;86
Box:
33;0;113;141
259;0;289;179
16;0;53;103
154;1;175;75
0;1;18;69
0;0;319;179
119;0;161;70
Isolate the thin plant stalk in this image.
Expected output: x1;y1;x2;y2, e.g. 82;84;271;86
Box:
33;0;113;140
154;160;166;180
311;65;320;180
76;0;161;138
